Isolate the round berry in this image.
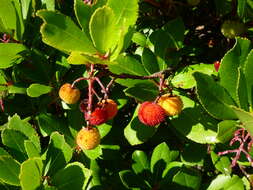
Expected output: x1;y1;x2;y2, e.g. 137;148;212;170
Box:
157;94;183;116
97;99;118;120
138;101;166;126
59;83;80;104
76;127;100;150
88;107;108;126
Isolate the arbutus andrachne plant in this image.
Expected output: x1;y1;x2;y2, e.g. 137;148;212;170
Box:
1;0;253;189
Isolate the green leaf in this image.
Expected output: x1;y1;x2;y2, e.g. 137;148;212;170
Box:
132;150;149;174
19;157;43;190
237;67;249;110
193;72;237;120
216;120;237;143
83;145;103;160
124;105;158;145
20;0;32;19
89;6;120;53
132;32;147;47
109;54;148;76
119;170;150;189
8;85;26;94
42;0;55;11
0;43;27;69
0;147;9;156
171;63;215;89
26;83;52;97
36;10;96;54
231;106;253;137
219;38;251;104
150;142;171;182
107;0;138;27
0;155;20;186
244;50;253;108
180;143;206;167
207;174;244;190
124;82;159;102
8;115;41;153
170;94;219;144
1;129;28;161
24;140;40;158
44;132;73;176
141;48;159;74
52;162;90;190
0;0;17;33
74;0;106;37
172;167;202;190
12;0;25;40
237;0;247;18
210;152;231;175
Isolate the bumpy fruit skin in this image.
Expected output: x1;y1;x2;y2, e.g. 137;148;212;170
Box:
97;99;118;120
221;20;246;39
76;127;100;150
158;94;183;116
59;83;81;104
187;0;200;6
138;101;166;126
88;107;108;126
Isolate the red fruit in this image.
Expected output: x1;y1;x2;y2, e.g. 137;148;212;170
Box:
97;99;118;120
214;61;220;72
138;101;166;126
88;107;108;126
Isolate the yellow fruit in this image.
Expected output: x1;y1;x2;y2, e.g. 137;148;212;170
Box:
97;99;118;120
76;127;100;150
157;94;183;116
59;83;80;104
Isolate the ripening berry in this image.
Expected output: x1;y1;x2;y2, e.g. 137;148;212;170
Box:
138;101;166;126
157;94;183;116
221;20;246;39
214;61;221;72
88;107;108;126
97;99;118;120
76;127;100;150
59;83;81;104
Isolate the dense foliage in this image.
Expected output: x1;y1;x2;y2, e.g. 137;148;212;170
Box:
1;0;253;189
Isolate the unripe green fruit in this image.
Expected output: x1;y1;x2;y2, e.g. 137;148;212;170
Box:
221;20;246;39
187;0;200;6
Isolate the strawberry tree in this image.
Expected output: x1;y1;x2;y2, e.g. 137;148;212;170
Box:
1;0;253;189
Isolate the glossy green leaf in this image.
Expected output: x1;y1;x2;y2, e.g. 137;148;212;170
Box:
132;32;147;47
42;0;55;10
119;170;150;189
124;105;158;145
132;150;149;174
0;0;17;33
171;63;215;89
170;94;219;144
231;106;253;137
150;142;171;182
244;50;253;108
0;156;20;186
89;6;120;53
0;147;9;156
1;129;28;161
11;0;25;40
237;0;247;18
172;167;202;190
37;10;96;54
83;145;103;160
237;67;249;110
52;162;90;190
20;0;32;19
219;38;251;104
19;157;43;190
8;85;26;94
193;72;237;120
180;143;206;167
24;140;40;158
210;151;231;175
107;0;138;27
124;82;159;102
44;132;73;176
8;115;41;153
216;120;237;143
141;48;159;74
207;174;244;190
26;83;52;97
0;43;27;69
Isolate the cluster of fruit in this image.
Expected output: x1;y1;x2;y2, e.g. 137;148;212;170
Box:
58;83;183;151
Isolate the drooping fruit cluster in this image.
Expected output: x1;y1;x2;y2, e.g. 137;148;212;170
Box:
138;101;166;126
157;94;183;116
85;99;118;126
138;94;183;126
76;126;101;150
59;83;81;104
221;20;246;39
